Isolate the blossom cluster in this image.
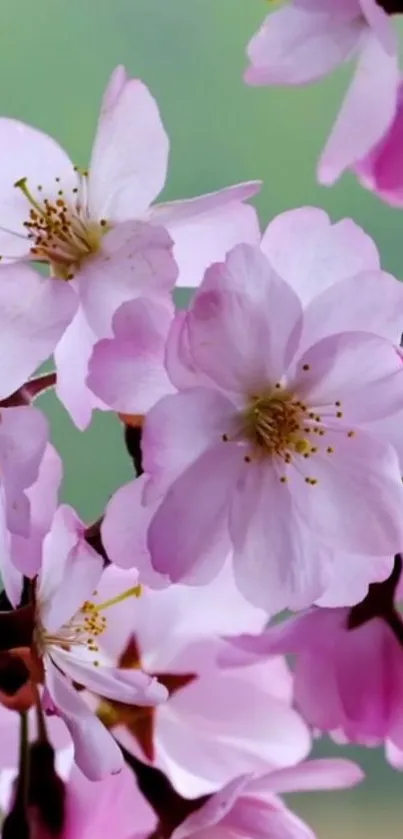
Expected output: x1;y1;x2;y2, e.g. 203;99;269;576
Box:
0;2;403;836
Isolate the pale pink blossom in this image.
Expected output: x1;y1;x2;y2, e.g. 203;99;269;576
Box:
220;565;403;767
245;0;400;184
353;80;403;204
31;505;168;780
172;759;364;839
139;243;403;612
0;65;260;427
100;209;403;609
84;564;310;797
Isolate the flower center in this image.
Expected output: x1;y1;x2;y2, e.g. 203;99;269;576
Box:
241;389;309;458
14;175;109;280
221;374;357;485
36;585;142;662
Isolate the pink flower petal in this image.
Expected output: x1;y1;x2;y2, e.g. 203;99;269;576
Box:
87;298;174;414
172;776;249;839
186;245;303;391
142;387;236;498
225;797;316;839
50;646;168;706
245;3;363;86
44;658;124;780
317;553;394;608
229;462;332;612
260;207;379;307
160;677;310;796
101;475;169;587
354;83;403;206
291;428;403;556
0;264;77;399
55;309;105;431
10;443;62;578
359;0;396;54
148;443;243;583
165;310;215;390
251;758;364;795
78;220;177;336
150;182;261;226
89;72;169;220
37;505;103;633
0;405;49;536
318;32;400;184
0;118;78;259
0;499;23;607
64;762;156;839
150;183;261;288
301;270;403;347
99;64;129;113
293;331;403;422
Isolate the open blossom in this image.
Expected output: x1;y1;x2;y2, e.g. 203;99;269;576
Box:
244;0;401;185
23;505;168;780
220;556;403;768
83;564;310;797
0;63;259;291
98;208;403;609
138;243;403;612
172;759;364;839
0;65;260;427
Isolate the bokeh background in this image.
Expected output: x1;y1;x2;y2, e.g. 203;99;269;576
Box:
1;0;402;835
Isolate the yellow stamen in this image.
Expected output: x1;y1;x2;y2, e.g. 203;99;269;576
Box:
95;585;142;612
14;177;44;215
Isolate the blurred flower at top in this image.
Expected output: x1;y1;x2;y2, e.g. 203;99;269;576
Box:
353;80;403;204
244;0;401;185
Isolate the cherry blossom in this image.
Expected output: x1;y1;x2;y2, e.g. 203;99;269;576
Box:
80;564;310;797
27;506;168;780
139;243;403;611
172;759;364;839
220;556;403;769
244;0;401;185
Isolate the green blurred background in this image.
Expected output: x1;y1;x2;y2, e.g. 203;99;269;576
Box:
1;0;402;834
